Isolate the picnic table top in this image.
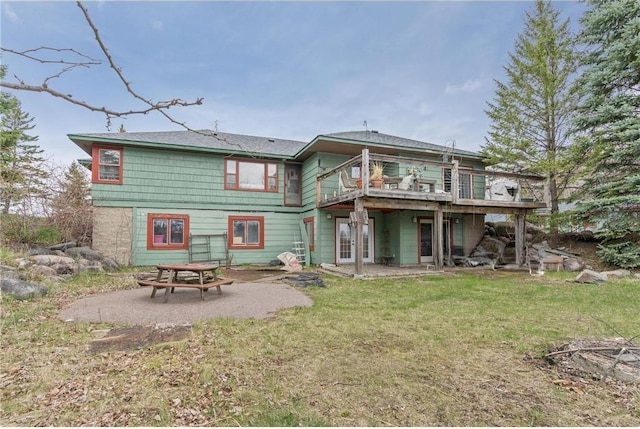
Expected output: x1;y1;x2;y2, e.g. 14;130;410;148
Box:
156;263;219;271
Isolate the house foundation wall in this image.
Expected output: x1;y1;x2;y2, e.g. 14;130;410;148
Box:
92;207;133;265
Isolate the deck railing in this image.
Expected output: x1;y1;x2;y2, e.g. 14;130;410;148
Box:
316;149;547;207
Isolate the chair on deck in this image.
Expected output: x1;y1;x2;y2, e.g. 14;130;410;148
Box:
339;169;358;192
397;174;414;190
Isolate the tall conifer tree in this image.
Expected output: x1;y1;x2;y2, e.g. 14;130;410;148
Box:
572;0;640;267
0;96;48;214
481;0;580;232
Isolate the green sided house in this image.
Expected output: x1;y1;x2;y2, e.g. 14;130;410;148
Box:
68;129;546;275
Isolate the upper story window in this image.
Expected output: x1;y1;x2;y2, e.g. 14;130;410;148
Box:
443;169;452;192
443;167;473;198
284;163;302;206
92;146;123;184
147;213;189;250
225;159;278;192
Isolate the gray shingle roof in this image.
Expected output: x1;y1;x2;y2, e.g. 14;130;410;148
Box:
69;130;307;157
69;129;480;159
322;131;479;157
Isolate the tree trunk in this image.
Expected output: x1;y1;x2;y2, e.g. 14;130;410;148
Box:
548;176;559;233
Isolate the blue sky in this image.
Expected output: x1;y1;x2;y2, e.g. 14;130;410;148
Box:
2;1;586;167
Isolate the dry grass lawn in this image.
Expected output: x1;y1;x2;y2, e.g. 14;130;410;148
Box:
1;267;639;426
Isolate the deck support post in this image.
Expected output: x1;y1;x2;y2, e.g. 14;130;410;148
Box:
514;211;526;267
451;160;459;204
361;148;370;194
434;206;444;270
354;198;365;277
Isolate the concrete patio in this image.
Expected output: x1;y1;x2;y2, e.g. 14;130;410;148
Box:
318;263;442;278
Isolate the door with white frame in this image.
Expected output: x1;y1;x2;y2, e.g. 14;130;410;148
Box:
419;218;451;264
336;218;374;264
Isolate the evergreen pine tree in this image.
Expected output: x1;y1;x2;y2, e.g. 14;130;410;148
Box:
572;0;640;268
481;0;580;232
0;96;48;214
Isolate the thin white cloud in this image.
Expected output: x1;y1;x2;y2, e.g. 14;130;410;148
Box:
152;20;164;31
3;4;20;23
444;79;483;95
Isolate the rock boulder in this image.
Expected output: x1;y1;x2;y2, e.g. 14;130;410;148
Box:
64;246;103;261
30;254;75;266
1;278;48;300
575;269;608;284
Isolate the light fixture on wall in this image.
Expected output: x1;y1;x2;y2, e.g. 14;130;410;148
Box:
454;218;460;224
412;216;417;223
326;213;332;219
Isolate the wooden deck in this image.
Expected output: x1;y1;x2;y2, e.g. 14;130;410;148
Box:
316;149;547;214
315;149;548;276
318;188;546;214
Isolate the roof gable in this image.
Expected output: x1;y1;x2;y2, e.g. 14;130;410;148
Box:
321;131;479;157
294;130;481;161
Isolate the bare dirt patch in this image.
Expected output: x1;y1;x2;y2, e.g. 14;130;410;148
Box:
545;232;611;271
89;324;192;354
223;266;287;282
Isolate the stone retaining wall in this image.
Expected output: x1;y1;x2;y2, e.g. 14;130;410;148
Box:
93;207;133;265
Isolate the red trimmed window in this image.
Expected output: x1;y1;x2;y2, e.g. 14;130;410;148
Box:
225;159;278;192
228;216;264;249
304;216;315;251
147;214;189;250
92;146;123;184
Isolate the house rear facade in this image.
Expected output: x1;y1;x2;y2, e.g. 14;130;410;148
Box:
69;129;546;274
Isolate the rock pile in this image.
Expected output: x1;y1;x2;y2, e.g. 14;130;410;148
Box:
459;221;585;270
1;241;119;300
458;222;639;283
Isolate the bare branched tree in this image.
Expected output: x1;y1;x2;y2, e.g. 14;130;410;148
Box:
1;1;203;131
50;161;93;244
1;1;273;157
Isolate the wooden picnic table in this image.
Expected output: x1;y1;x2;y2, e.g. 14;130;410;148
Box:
138;263;233;303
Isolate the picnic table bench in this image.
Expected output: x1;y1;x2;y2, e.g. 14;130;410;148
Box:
137;263;234;303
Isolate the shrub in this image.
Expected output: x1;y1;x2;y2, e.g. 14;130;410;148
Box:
34;225;63;246
0;214;63;248
597;241;640;269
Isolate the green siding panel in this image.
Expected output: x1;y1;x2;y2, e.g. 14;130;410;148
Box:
92;145;484;266
131;207;308;266
94;147;290;209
